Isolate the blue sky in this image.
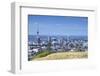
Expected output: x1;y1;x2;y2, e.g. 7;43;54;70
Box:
28;15;88;36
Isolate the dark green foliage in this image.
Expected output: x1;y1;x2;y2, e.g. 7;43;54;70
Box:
33;50;52;58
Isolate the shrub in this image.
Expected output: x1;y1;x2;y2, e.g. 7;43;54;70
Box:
34;50;52;58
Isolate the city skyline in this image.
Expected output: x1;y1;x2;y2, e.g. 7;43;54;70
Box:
28;15;88;36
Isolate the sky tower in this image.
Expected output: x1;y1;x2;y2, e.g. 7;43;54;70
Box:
36;23;41;45
37;24;39;39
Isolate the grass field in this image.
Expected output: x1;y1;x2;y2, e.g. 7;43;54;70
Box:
33;51;88;60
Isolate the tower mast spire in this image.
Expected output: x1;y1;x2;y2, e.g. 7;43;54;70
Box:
36;23;41;46
37;23;39;38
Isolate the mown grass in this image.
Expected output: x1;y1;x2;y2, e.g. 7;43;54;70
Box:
33;51;88;60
